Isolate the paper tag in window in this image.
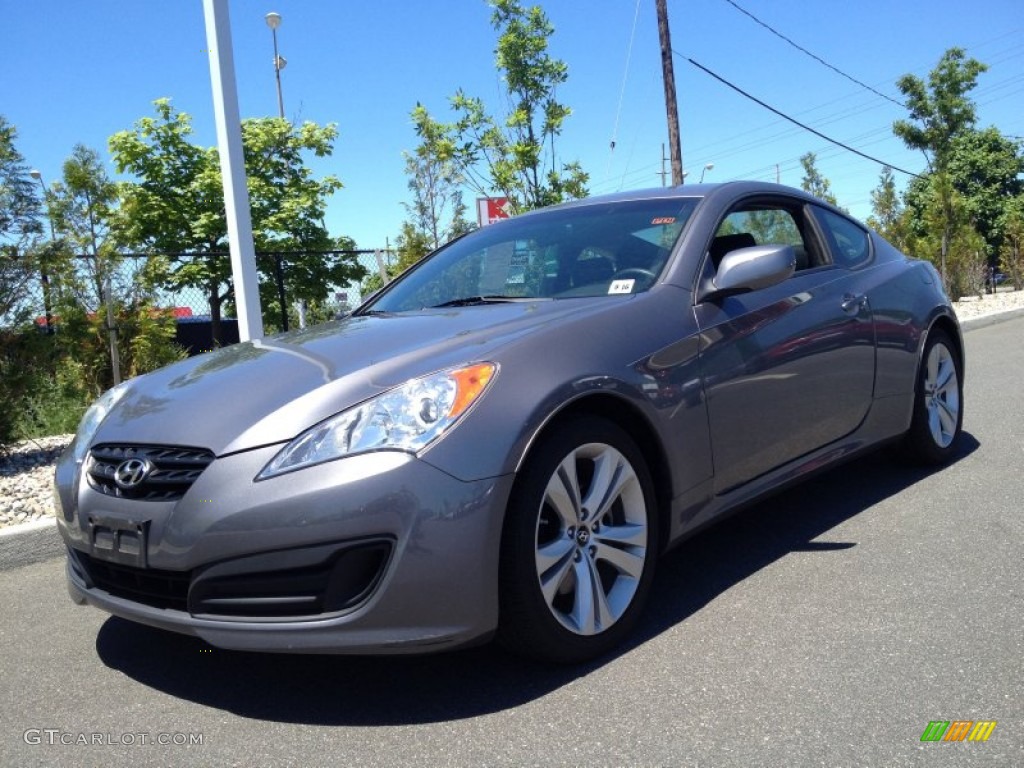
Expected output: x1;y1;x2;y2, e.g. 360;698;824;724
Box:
608;279;635;295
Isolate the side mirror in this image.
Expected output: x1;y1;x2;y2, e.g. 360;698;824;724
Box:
711;244;795;297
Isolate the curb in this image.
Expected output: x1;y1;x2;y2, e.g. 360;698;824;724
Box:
0;517;63;572
1;309;1022;573
960;306;1024;332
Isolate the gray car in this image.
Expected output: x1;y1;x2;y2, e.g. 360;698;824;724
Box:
54;182;964;663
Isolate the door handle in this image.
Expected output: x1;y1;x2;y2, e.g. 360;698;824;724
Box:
841;293;867;314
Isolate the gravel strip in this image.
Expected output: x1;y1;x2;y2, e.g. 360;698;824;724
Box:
948;287;1024;320
0;435;73;530
2;289;1022;533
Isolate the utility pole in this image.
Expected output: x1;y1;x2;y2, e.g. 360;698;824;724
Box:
658;143;668;186
656;0;683;185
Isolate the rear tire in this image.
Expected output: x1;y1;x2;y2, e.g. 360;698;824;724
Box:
497;416;659;663
903;328;963;464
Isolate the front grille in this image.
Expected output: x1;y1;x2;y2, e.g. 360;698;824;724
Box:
71;539;393;620
86;444;215;501
72;550;190;611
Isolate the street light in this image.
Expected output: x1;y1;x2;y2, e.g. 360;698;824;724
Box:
699;163;714;183
265;11;286;118
29;169;55;334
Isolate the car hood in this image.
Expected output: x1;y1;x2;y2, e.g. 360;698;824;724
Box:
92;299;626;456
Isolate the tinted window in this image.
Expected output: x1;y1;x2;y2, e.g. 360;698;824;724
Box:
815;208;870;268
365;198;699;312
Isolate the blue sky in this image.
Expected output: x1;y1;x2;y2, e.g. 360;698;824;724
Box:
8;1;1023;250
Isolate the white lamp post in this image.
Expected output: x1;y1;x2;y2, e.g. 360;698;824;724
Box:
700;163;715;183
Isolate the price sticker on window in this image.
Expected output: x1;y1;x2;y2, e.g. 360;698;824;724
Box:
608;279;635;295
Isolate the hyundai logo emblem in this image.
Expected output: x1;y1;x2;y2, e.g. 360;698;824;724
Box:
114;458;152;489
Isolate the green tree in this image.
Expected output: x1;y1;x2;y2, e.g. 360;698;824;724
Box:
241;119;364;328
0;119;95;442
46;144;184;391
405;104;473;251
47;144;124;386
944;127;1024;262
1000;196;1024;290
917;173;986;300
109;100;227;336
0;116;42;249
799;152;838;205
893;48;987;171
48;145;120;307
0;115;45;326
893;48;987;289
418;0;588;215
867;166;913;250
394;220;433;273
110;99;364;343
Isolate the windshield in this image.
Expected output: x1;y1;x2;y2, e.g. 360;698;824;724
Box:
362;197;699;313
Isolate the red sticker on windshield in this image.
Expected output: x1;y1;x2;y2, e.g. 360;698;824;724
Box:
651;217;676;225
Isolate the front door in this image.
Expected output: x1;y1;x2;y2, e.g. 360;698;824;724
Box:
695;200;875;493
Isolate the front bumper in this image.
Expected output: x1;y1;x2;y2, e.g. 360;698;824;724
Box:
55;444;514;653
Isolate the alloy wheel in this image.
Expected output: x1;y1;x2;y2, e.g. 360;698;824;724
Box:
533;442;649;636
923;341;960;448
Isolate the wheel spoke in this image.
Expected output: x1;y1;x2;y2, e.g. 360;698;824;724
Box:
593;521;647;549
536;537;574;575
569;557;613;634
538;545;576;606
543;455;581;528
935;355;956;391
928;405;944;445
583;448;635;520
593;540;646;580
936;397;957;437
926;347;940;387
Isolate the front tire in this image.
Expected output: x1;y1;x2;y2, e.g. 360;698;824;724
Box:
903;328;963;464
497;416;659;663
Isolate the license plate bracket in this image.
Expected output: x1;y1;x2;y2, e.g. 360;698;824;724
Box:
87;515;150;568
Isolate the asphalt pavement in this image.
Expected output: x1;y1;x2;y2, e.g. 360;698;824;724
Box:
1;313;1021;767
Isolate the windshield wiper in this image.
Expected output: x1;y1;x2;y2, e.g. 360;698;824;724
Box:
429;295;542;308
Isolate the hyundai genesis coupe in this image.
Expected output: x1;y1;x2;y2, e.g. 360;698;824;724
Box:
54;182;964;663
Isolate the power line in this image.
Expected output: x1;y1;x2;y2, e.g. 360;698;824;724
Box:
719;0;905;108
681;54;1023;175
683;55;921;178
608;0;642;160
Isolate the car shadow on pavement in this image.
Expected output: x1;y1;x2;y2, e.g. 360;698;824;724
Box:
95;433;979;726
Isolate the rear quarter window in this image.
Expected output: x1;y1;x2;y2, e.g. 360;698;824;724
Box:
814;207;871;268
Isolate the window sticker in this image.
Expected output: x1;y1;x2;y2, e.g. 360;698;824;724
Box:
651;217;676;225
608;279;635;295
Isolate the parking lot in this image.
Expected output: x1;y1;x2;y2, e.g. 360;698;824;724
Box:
1;316;1021;768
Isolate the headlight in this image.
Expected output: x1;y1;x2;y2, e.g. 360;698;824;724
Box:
69;381;131;463
257;362;497;479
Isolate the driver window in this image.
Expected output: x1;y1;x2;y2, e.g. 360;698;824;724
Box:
710;205;816;272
